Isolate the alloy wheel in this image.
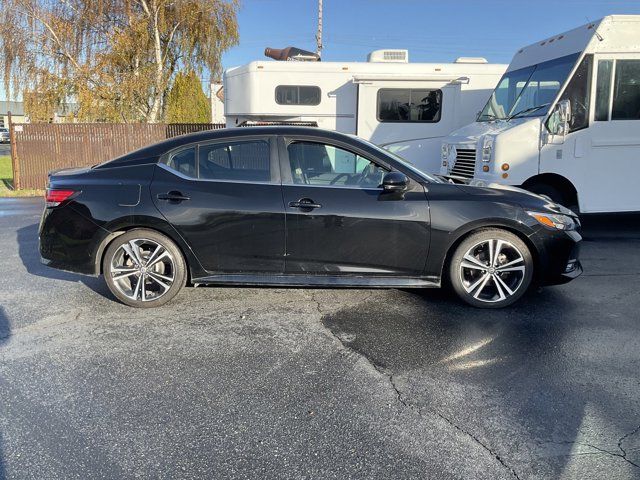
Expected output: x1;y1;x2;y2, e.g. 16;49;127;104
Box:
459;238;526;303
109;238;176;303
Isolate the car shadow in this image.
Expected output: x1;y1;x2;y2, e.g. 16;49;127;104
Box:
580;212;640;240
16;223;113;300
0;306;10;480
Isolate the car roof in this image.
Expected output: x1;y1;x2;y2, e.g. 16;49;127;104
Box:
101;126;368;166
95;125;441;184
173;125;354;144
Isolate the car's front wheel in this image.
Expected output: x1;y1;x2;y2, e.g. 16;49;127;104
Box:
103;229;187;308
448;229;534;308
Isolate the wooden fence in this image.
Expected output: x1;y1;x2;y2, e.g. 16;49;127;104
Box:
9;122;225;190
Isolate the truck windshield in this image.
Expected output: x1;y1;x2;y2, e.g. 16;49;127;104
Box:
478;52;580;121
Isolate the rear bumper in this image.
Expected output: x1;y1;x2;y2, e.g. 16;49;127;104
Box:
40;255;98;276
39;203;110;276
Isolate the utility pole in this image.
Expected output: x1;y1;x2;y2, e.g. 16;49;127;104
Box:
316;0;323;59
8;111;20;190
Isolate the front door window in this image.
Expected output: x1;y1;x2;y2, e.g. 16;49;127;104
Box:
556;55;593;132
287;141;387;188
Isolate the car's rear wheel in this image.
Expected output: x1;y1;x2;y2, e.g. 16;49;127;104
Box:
103;229;186;308
448;229;533;308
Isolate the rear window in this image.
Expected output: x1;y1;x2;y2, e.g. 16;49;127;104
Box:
165;148;197;177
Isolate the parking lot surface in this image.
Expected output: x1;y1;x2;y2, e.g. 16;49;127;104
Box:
1;198;639;479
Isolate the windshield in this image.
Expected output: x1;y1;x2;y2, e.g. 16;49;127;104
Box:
478;52;580;121
348;136;442;183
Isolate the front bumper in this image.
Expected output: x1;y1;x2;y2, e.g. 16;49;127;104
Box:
531;228;583;286
555;259;583;284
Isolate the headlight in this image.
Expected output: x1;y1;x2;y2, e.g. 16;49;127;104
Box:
527;211;577;231
482;136;494;162
441;143;450;163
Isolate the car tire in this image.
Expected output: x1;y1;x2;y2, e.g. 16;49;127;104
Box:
448;229;534;308
103;229;187;308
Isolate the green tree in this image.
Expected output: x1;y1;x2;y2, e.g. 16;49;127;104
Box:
0;0;239;123
166;70;211;123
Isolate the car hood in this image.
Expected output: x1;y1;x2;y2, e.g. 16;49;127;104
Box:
454;182;577;216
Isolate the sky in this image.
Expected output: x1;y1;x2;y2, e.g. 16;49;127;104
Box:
4;0;640;100
222;0;640;69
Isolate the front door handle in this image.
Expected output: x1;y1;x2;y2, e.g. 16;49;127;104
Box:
289;198;322;210
157;191;191;202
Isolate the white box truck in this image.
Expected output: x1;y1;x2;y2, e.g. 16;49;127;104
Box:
440;15;640;213
223;49;506;173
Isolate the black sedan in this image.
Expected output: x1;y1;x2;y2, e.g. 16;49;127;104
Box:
39;127;582;308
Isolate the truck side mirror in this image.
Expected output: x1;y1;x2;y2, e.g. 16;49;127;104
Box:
547;99;572;136
558;99;572;124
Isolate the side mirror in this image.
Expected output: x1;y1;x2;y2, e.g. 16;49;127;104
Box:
381;171;408;192
547;99;572;136
558;99;572;123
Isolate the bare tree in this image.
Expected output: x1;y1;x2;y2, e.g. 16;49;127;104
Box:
0;0;240;122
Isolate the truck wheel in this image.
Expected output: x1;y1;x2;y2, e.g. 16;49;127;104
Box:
528;183;566;205
449;229;534;308
528;182;580;213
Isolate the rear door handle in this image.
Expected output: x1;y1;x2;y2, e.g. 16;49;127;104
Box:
289;198;322;210
157;191;190;202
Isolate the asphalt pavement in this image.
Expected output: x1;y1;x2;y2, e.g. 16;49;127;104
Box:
0;145;10;157
1;198;639;479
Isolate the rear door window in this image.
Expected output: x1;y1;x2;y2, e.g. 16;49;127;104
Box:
198;140;271;182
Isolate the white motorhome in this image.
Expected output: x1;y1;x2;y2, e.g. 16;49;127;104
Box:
441;15;640;213
223;50;506;173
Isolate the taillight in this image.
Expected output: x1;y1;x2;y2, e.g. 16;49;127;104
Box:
45;189;76;207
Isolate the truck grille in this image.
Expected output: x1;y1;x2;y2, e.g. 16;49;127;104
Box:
450;148;476;179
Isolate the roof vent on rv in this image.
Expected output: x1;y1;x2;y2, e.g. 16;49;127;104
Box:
264;47;320;62
454;57;488;64
367;49;409;63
